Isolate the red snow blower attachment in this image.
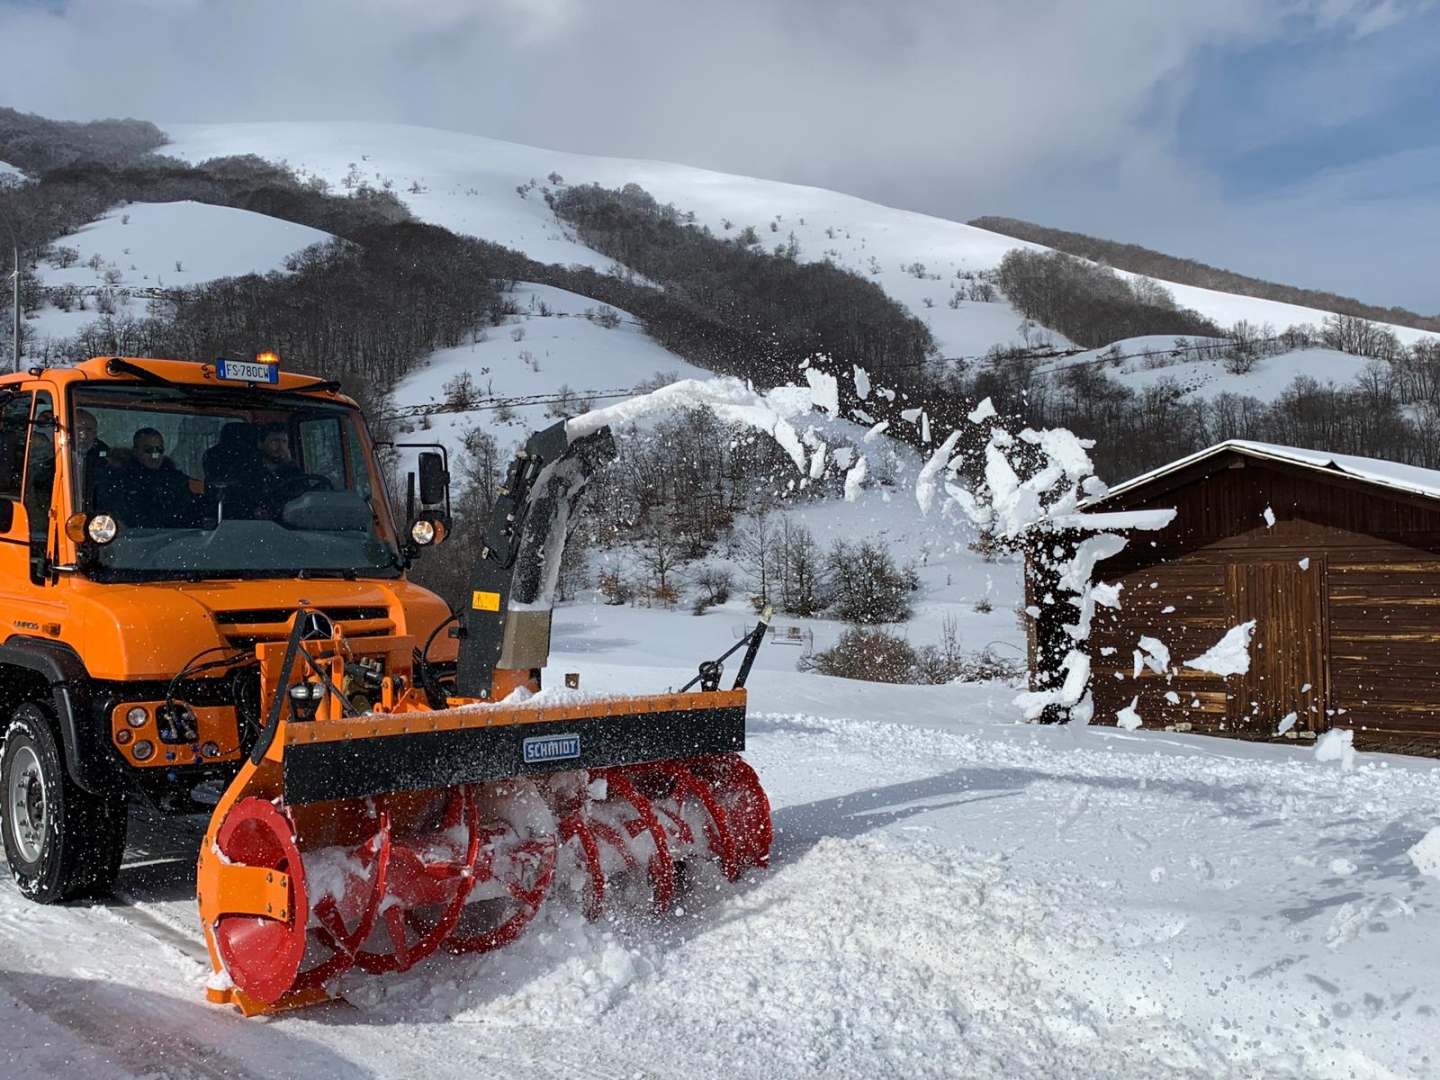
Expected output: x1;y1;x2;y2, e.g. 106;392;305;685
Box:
197;422;772;1014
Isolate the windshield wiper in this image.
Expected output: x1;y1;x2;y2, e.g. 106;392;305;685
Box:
105;357;178;389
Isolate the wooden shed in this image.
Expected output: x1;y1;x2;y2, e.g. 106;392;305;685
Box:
1027;440;1440;753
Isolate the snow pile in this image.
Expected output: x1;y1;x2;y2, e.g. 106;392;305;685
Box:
1408;827;1440;880
1184;620;1256;676
1314;727;1357;772
1115;696;1142;731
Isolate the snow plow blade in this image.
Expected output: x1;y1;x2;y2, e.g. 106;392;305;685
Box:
197;616;771;1016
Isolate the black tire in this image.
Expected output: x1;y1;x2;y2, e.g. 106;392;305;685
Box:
1;702;128;903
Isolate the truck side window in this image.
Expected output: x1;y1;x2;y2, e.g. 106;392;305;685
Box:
0;392;35;502
24;392;55;542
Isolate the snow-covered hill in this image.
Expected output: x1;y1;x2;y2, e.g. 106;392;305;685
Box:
25;200;332;346
1044;335;1381;402
160;121;1437;361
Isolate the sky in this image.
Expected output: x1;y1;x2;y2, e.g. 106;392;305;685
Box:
0;0;1436;314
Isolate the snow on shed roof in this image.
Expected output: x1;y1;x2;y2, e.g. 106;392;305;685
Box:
1094;439;1440;506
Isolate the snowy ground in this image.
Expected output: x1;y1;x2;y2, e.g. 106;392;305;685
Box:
3;600;1440;1079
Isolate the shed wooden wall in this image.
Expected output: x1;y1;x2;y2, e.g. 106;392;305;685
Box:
1047;453;1440;750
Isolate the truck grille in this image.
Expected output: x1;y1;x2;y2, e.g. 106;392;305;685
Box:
213;606;395;648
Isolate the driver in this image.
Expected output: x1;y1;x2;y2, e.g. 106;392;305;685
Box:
256;422;303;517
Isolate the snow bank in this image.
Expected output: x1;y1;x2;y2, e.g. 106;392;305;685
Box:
1314;727;1357;772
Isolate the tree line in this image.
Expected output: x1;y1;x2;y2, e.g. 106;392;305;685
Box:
972;215;1440;333
549;182;935;391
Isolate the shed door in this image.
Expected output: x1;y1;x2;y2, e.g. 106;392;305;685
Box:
1227;560;1326;734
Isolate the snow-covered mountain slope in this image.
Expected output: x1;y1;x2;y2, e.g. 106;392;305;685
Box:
25;200;332;346
1043;335;1380;402
394;282;711;454
0;159;22;182
160;121;1437;359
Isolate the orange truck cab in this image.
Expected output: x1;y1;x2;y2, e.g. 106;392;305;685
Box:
0;356;454;901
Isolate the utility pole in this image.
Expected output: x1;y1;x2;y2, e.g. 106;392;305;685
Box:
0;203;17;373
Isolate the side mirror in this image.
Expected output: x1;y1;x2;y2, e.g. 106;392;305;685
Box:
418;452;448;507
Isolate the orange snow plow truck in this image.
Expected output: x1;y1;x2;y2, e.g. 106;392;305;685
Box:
0;356;771;1014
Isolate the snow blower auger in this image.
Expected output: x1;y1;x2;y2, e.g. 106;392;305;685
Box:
197;422;772;1015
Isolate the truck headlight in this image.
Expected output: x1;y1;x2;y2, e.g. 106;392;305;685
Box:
86;514;118;545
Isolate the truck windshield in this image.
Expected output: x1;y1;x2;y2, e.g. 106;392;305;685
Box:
70;385;401;582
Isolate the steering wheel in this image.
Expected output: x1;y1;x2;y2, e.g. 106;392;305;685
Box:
271;473;334;502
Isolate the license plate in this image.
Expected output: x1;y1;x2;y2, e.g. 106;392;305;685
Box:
217;358;279;384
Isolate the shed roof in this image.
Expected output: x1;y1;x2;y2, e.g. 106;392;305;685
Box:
1092;440;1440;507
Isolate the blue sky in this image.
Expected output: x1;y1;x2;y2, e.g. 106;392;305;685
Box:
1175;11;1440;198
0;0;1435;313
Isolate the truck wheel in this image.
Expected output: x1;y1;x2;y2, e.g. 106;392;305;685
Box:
1;702;128;902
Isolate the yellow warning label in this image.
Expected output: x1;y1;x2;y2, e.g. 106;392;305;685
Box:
471;590;502;611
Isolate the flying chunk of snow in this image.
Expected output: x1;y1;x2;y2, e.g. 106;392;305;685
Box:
832;446;854;469
1184;621;1256;676
1299;558;1311;570
1314;728;1356;772
1263;506;1276;528
1164;691;1180;704
900;407;924;424
967;397;997;424
1409;827;1440;880
1116;697;1142;731
853;365;870;401
1136;636;1170;674
805;367;840;418
1329;858;1357;876
864;420;890;443
809;442;827;480
915;430;963;517
843;456;868;502
1277;712;1298;735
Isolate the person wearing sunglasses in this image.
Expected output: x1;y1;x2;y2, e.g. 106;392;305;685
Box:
110;427;203;529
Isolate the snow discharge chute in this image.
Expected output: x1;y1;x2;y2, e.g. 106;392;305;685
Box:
198;420;772;1015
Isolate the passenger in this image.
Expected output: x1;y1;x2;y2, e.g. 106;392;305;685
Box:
72;409;110;510
111;428;203;528
202;421;260;487
201;421;263;518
